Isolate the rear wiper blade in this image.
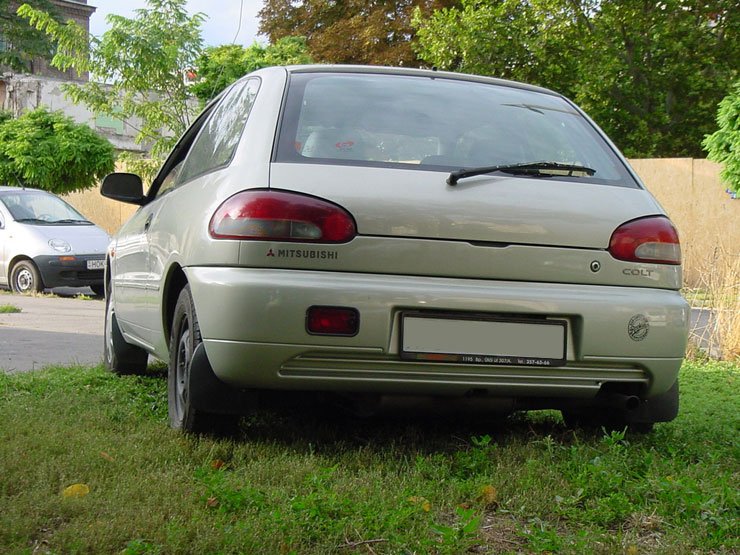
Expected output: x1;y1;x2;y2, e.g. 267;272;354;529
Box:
53;219;91;224
447;161;596;185
14;218;47;224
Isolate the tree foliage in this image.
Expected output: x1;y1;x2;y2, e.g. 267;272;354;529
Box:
704;81;740;193
190;36;313;104
0;0;57;72
259;0;458;66
413;0;739;158
18;0;204;177
0;108;115;194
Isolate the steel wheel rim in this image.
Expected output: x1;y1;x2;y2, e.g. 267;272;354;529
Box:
174;319;191;422
15;268;33;292
105;301;114;364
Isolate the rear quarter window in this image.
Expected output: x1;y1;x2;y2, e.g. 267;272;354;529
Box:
178;78;261;184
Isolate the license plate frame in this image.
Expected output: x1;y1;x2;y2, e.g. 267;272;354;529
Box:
400;312;567;367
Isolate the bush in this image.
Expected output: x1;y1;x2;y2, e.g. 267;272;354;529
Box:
703;81;740;193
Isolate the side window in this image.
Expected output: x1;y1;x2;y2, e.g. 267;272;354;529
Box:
178;78;261;184
155;159;185;199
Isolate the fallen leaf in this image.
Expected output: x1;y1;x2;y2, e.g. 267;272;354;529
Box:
408;496;432;512
99;451;114;462
626;545;639;555
478;485;498;508
206;496;219;508
62;484;90;498
210;459;225;470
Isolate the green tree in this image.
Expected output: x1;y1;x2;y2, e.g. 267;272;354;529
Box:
190;36;313;104
0;0;57;72
259;0;458;67
413;0;739;158
704;81;740;193
0;108;115;194
18;0;205;179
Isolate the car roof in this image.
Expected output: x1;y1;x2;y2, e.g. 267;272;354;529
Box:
255;64;561;98
0;186;45;196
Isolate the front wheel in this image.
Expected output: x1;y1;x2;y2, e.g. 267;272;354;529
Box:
10;260;43;294
168;285;232;433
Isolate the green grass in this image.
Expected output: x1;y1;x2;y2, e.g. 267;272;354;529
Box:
0;304;21;313
0;361;737;554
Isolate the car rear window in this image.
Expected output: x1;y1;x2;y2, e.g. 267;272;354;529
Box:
275;72;638;187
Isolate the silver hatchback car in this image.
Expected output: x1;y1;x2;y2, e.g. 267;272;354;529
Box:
102;66;689;433
0;187;109;295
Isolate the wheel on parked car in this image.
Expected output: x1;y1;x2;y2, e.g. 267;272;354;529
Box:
10;260;43;294
168;285;234;433
90;283;105;298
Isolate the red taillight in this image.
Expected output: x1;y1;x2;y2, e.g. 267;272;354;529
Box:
609;216;681;265
209;189;356;243
306;306;359;336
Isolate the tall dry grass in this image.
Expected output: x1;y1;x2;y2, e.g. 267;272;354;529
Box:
690;250;740;361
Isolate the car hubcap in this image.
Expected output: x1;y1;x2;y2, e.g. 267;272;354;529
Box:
15;269;33;292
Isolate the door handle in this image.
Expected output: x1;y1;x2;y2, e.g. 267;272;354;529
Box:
144;213;153;231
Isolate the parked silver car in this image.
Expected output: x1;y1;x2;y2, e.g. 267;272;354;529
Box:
102;66;689;433
0;187;109;295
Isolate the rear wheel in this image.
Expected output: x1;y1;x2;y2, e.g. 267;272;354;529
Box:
104;286;148;374
10;260;43;294
168;285;233;433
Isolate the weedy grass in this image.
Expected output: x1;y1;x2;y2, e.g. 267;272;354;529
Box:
0;361;737;554
0;304;21;313
688;249;740;361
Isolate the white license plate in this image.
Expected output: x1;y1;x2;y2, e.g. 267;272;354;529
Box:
86;259;105;270
401;313;566;367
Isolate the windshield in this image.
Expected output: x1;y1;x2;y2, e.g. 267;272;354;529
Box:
0;190;91;224
276;73;637;187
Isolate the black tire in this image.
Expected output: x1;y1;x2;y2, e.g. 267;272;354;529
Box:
104;288;148;375
168;285;233;433
90;283;105;298
10;260;43;294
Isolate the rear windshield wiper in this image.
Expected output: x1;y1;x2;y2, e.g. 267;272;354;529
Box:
53;219;91;225
447;161;596;185
14;218;48;224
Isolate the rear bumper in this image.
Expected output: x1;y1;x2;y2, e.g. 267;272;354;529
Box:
187;267;689;399
34;254;105;289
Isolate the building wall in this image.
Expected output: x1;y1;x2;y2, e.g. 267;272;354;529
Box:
5;0;96;82
0;74;148;152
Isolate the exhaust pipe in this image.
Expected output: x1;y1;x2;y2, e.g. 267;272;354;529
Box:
598;392;642;411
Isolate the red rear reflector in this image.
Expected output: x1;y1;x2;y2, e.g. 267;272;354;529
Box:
609;216;681;265
306;306;359;336
209;189;356;243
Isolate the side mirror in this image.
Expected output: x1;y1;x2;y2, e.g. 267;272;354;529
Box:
101;173;146;205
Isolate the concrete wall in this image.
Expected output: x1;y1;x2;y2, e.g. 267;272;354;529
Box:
62;159;738;288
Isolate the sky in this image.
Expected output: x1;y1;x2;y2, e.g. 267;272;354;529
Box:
88;0;264;47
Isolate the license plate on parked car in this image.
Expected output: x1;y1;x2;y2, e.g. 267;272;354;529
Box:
400;312;567;367
86;259;105;270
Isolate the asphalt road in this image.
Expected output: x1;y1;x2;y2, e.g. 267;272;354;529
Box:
0;288;104;372
0;289;714;373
